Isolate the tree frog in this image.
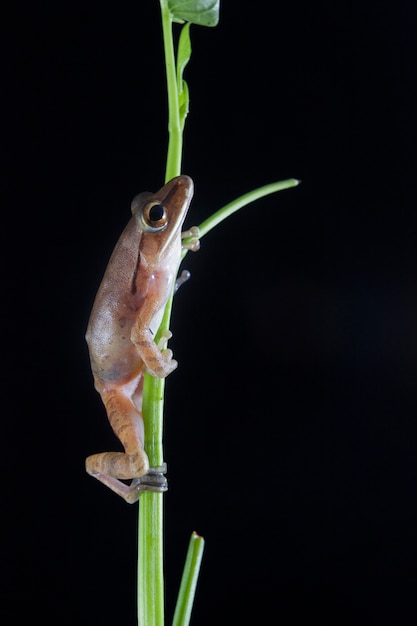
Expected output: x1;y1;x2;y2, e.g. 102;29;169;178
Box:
85;175;199;503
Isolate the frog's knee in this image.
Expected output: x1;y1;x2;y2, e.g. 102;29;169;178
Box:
126;451;148;477
85;451;148;480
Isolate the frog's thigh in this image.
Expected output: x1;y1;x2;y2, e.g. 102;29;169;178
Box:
86;386;148;478
101;387;145;455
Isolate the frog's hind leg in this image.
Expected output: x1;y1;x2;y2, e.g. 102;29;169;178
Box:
86;385;154;503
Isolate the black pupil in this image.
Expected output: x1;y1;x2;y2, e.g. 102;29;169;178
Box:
149;204;165;223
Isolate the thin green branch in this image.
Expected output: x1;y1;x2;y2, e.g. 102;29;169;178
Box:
172;533;205;626
180;178;300;261
198;178;300;239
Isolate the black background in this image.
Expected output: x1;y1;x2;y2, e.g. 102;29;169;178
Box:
3;1;417;624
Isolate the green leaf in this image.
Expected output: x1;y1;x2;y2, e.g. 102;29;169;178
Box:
178;79;189;130
177;22;192;84
168;0;220;27
177;23;191;129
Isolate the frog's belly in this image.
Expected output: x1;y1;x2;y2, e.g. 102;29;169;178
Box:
86;311;143;384
91;347;144;385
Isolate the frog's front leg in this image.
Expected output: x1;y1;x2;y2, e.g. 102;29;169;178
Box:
131;298;178;378
86;383;165;503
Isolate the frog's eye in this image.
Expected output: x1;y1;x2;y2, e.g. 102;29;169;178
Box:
143;202;168;230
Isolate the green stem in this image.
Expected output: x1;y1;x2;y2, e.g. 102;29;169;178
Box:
137;7;300;626
138;4;182;626
137;493;165;626
160;0;182;182
137;373;166;626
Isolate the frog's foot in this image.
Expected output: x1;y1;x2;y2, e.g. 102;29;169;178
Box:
154;347;177;376
131;326;177;377
181;226;200;252
129;464;168;499
157;330;172;350
87;461;168;504
151;335;177;376
175;269;191;292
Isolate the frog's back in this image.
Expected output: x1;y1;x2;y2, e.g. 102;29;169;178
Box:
85;218;144;384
